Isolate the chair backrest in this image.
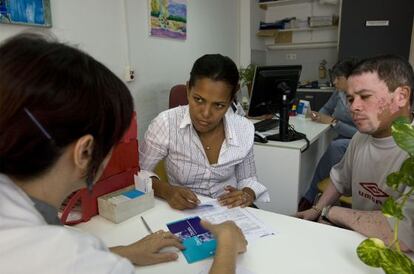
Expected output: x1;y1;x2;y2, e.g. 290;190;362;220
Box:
169;84;188;108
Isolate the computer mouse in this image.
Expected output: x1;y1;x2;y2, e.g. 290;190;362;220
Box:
254;132;268;143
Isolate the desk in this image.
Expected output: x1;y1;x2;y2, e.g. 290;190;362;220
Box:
254;117;335;215
75;199;381;274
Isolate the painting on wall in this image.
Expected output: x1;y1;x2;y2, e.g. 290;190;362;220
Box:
149;0;187;40
0;0;52;27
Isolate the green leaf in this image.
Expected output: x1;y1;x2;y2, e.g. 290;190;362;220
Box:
382;198;404;219
392;119;414;155
400;158;414;188
387;172;404;190
381;248;414;274
357;238;386;267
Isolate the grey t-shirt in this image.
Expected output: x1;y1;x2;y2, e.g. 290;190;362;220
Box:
330;131;414;251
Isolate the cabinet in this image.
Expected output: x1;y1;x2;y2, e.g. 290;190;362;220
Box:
256;0;340;50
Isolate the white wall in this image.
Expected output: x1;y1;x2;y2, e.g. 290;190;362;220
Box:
0;0;240;140
125;0;239;139
0;0;129;78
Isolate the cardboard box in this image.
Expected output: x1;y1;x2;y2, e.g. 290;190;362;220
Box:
98;185;154;223
274;31;292;43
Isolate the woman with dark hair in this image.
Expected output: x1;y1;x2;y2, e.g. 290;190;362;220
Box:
140;54;270;210
0;34;247;274
298;59;358;210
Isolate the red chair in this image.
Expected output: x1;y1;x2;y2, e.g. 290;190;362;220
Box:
169;84;188;108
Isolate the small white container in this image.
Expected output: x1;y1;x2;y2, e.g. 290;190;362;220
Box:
98;185;154;223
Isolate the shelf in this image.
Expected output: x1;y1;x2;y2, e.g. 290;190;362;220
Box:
267;41;337;50
259;0;313;9
278;26;337;32
257;29;279;37
257;26;337;37
259;0;339;9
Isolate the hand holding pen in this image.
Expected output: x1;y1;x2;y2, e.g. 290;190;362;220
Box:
165;184;200;210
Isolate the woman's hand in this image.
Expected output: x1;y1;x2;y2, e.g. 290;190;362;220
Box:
311;111;334;124
218;186;255;208
200;220;247;254
166;185;200;210
110;230;184;266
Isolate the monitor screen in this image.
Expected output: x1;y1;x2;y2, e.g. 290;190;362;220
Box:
248;65;302;117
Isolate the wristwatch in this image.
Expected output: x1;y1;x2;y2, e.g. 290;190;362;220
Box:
321;206;332;221
330;118;337;128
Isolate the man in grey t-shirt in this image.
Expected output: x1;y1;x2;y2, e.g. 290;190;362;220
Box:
296;55;414;252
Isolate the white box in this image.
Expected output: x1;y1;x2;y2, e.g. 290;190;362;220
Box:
297;100;311;118
98;185;154;223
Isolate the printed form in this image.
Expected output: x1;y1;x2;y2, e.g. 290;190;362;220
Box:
189;195;276;242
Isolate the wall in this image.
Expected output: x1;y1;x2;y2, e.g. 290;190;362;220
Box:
125;0;240;138
339;0;413;60
250;0;266;65
0;0;128;78
0;0;240;140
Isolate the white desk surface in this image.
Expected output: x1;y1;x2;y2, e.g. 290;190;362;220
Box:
76;199;382;274
253;116;332;151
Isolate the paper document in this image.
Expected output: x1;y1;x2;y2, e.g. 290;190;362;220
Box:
189;195;275;242
134;170;152;193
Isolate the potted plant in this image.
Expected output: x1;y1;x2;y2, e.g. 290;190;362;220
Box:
239;64;256;97
357;117;414;274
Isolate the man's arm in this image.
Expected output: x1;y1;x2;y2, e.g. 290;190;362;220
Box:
327;207;412;252
296;179;342;220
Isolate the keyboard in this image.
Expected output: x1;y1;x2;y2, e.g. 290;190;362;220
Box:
254;119;279;132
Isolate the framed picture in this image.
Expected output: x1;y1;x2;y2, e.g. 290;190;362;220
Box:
0;0;52;27
149;0;187;40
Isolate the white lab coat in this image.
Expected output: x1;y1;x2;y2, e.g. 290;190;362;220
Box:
0;174;134;274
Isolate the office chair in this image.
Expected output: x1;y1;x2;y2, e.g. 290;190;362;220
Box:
169;84;188;108
317;177;352;207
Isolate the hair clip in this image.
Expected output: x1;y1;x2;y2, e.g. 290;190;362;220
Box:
23;107;53;140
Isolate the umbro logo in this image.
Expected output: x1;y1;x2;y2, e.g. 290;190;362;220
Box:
359;182;389;198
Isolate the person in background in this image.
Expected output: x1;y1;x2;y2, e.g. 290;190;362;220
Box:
140;54;270;210
0;33;247;274
296;55;414;252
298;59;358;210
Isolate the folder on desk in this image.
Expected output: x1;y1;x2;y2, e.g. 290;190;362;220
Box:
167;216;217;264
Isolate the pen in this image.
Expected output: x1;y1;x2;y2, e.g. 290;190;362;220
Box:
141;216;153;234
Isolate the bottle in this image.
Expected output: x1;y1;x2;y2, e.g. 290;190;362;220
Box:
242;96;249;112
319;59;327;79
289;104;297;116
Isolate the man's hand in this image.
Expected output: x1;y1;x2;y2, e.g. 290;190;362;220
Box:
165;185;200;210
218;186;255;208
296;207;321;221
311;111;334;124
110;230;184;265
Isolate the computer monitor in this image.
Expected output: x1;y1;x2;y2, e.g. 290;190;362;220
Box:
248;65;302;142
248;65;302;117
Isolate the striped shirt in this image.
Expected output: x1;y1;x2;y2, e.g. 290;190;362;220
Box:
139;105;270;202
